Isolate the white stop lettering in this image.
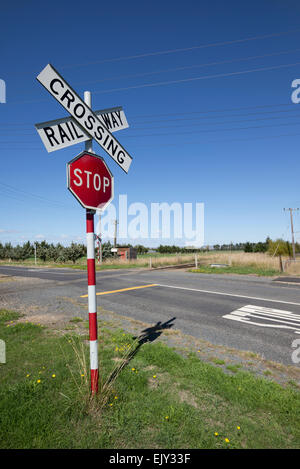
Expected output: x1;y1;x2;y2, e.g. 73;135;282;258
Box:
93;173;101;191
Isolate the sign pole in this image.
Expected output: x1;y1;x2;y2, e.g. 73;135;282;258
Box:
84;91;99;394
86;209;98;394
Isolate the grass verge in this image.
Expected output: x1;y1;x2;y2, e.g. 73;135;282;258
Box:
190;266;280;276
0;309;299;449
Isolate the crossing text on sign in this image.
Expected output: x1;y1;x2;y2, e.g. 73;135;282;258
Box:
37;64;132;173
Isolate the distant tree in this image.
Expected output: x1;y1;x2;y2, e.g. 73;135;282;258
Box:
46;243;60;262
253;242;267;253
102;241;114;260
64;242;85;264
3;242;14;259
267;239;293;257
135;244;149;255
36;241;50;262
21;241;34;259
244;242;253;253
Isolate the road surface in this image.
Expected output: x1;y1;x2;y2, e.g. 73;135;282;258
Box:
0;265;300;366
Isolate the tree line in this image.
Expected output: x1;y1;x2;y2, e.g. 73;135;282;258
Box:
0;238;298;262
0;240;114;263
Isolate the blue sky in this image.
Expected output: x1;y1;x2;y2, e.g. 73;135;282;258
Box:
1;0;300;247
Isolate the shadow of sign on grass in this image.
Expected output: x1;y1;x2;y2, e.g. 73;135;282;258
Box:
106;317;176;385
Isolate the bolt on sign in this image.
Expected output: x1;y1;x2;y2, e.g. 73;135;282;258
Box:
36;64;132;173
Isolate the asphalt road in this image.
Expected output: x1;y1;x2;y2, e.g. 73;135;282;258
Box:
1;265;300;366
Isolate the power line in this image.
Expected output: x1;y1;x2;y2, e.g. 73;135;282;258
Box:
107;120;300;139
0;102;297;127
126;111;300;130
0;181;72;209
1;129;300;151
7;60;300;106
60;28;300;69
128;130;300;148
130;106;300;124
2;104;300;138
92;61;300;95
74;47;300;87
2;117;300;144
130;102;297;119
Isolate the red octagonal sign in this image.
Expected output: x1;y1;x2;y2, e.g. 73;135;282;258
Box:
67;151;114;211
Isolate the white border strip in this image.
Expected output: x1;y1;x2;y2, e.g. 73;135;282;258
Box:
88;285;97;313
155;283;300;307
90;340;98;370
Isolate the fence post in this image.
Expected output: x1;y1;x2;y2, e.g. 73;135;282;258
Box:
279;254;283;273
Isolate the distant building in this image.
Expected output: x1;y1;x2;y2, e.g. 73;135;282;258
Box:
117;247;137;260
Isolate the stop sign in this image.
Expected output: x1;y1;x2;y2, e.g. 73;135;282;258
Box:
67;151;114;211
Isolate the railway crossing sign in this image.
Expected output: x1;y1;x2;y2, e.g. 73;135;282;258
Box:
67;151;114;211
36;63;132;173
35;107;129;153
35;63;134;395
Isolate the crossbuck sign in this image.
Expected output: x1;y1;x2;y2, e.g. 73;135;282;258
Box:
35;106;129;153
36;64;132;173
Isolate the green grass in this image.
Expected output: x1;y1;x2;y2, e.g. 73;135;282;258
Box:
211;357;226;366
0;258;148;271
190;265;280;276
226;364;242;373
0;309;299;449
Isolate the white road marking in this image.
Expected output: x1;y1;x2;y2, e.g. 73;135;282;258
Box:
223;305;300;334
0;267;80;275
155;283;300;307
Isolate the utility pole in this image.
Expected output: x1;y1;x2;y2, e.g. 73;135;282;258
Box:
284;208;299;260
96;212;102;264
34;242;37;265
113;219;118;258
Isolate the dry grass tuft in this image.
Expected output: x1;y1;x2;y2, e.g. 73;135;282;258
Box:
64;334;141;416
103;251;286;271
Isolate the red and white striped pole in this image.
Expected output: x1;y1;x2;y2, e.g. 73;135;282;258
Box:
84;90;98;394
86;209;98;394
